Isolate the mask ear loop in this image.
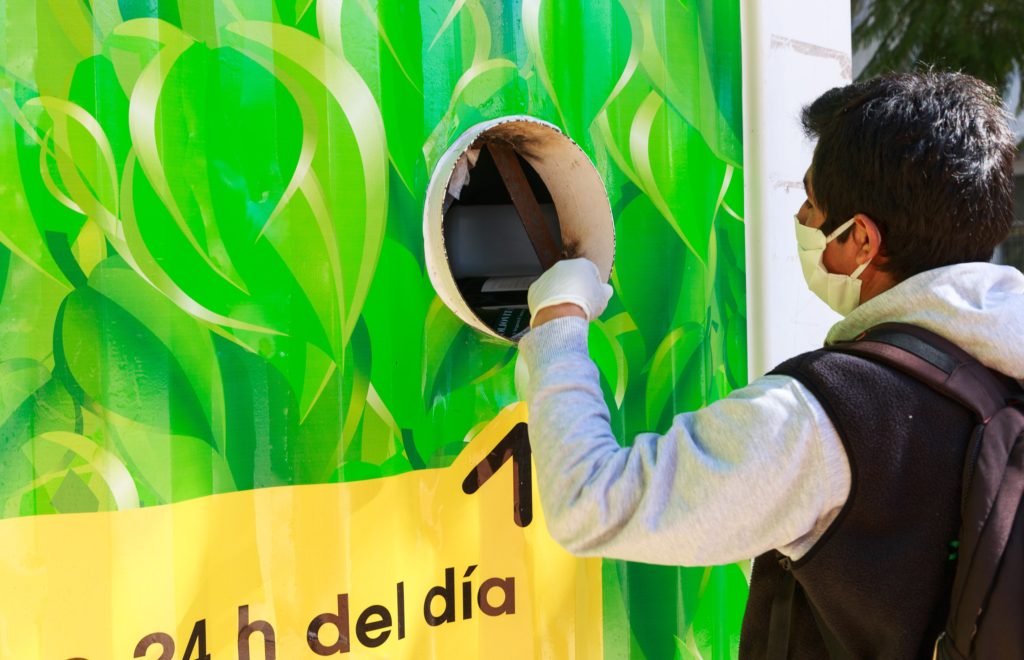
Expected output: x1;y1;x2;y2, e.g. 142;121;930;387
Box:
850;259;872;279
818;216;873;280
831;216;878;280
824;217;857;243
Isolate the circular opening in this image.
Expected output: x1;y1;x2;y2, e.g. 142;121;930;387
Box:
424;117;615;342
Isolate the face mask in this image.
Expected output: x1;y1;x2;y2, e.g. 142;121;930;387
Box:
794;215;871;316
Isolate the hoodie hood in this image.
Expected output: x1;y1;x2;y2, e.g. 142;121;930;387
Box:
825;262;1024;380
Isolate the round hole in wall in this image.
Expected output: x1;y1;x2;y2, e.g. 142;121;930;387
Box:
424;116;615;342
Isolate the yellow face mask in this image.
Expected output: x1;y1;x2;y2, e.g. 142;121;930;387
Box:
795;216;872;316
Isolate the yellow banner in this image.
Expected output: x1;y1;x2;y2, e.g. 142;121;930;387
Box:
0;403;602;659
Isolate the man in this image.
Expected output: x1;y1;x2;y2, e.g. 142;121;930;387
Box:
517;72;1024;657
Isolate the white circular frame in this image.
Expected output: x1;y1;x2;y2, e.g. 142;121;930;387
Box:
423;116;615;341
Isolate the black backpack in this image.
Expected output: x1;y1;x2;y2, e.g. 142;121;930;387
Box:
828;323;1024;659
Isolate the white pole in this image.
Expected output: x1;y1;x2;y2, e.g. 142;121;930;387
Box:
741;0;854;379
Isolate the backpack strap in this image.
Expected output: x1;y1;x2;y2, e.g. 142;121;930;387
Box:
945;437;1024;659
826;323;1017;422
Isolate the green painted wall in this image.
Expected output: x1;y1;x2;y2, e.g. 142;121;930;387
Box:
0;0;746;656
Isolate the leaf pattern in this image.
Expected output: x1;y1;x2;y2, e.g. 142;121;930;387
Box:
0;0;746;656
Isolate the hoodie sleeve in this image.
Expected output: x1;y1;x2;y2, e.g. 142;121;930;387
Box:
519;316;851;565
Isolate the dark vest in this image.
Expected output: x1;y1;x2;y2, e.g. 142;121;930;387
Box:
739;348;974;659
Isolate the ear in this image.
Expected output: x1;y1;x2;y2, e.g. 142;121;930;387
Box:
852;214;884;265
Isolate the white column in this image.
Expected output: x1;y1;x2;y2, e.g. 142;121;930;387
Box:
741;0;854;378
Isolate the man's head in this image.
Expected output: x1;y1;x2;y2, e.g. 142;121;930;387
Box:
801;71;1016;284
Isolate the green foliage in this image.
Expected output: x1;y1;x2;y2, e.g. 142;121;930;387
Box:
854;0;1024;112
0;0;746;656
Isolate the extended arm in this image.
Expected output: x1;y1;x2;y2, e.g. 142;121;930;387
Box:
519;316;851;566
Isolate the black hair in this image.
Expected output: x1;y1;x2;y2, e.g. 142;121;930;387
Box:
802;71;1016;282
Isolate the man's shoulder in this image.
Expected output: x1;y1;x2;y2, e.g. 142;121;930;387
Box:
766;347;834;380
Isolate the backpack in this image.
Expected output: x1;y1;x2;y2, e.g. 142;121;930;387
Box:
827;323;1024;659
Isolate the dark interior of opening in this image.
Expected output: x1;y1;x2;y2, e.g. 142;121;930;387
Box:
442;142;562;340
454;145;553;205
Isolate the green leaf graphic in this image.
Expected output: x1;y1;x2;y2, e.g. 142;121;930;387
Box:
1;1;747;656
57;287;215;445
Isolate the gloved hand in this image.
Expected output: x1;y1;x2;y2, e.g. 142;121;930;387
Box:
527;258;613;327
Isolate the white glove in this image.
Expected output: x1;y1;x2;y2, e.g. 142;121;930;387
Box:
527;258;613;326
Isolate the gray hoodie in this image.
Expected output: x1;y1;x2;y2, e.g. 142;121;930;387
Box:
519;262;1024;566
